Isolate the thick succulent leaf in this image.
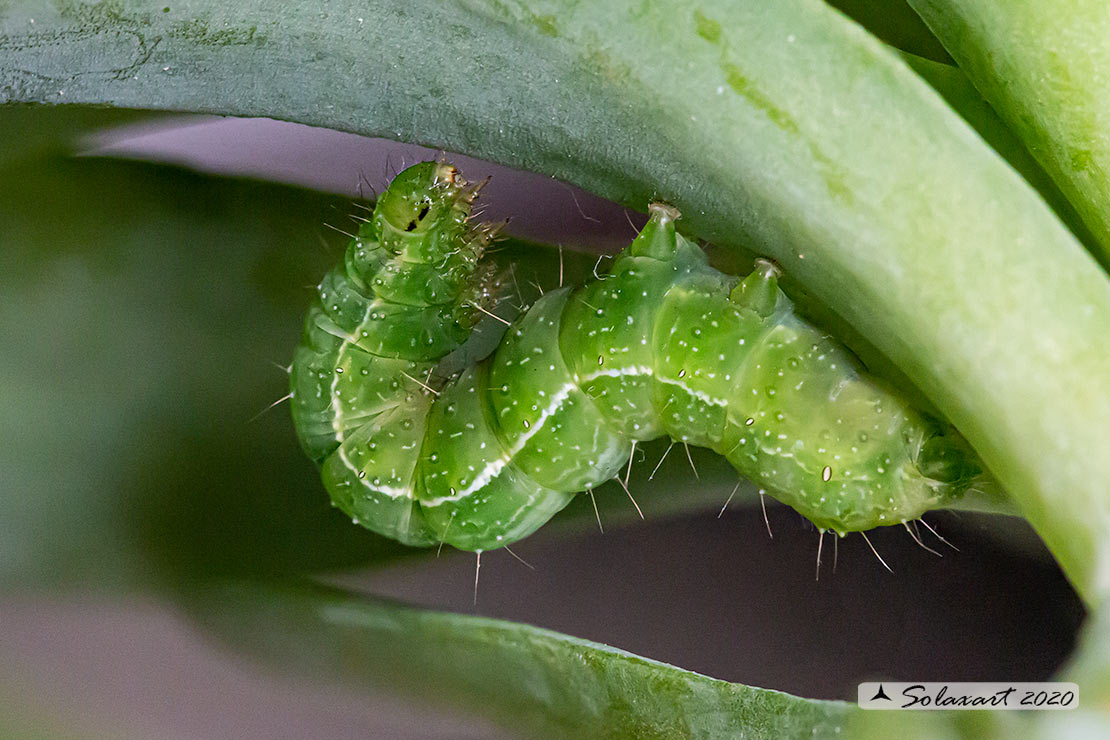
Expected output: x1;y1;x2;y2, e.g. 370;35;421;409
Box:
189;578;854;740
2;0;1106;604
826;0;952;63
907;0;1110;268
899;52;1100;254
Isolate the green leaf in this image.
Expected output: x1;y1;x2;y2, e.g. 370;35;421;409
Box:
1057;596;1110;721
825;0;952;64
190;578;854;740
899;52;1100;256
907;0;1110;268
4;0;1106;603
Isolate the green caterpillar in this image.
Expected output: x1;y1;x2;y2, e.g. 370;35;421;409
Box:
291;161;983;552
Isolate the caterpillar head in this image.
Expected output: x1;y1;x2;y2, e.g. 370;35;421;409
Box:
372;161;487;263
915;428;982;490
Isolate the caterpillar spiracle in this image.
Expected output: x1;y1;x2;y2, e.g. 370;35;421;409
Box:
291;161;984;552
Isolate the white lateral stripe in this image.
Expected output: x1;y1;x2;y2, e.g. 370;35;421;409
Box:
654;375;729;407
582;365;654;381
330;342;348;438
422;382;577;506
423;454;513;507
348;360;733;507
422;364;655;507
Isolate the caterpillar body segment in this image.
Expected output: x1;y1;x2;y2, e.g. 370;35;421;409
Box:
290;161;497;545
418;362;577;550
292;162;983;552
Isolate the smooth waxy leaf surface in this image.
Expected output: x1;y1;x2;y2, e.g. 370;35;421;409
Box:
908;0;1110;268
190;578;854;740
826;0;952;63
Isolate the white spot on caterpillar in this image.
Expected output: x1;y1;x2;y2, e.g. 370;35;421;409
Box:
822;465;832;482
655;376;728;407
338;444;412;500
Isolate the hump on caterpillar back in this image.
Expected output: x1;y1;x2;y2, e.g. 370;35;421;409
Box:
372;161;484;264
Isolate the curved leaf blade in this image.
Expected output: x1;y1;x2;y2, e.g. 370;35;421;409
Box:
826;0;952;64
190;579;854;740
907;0;1110;267
899;52;1100;254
